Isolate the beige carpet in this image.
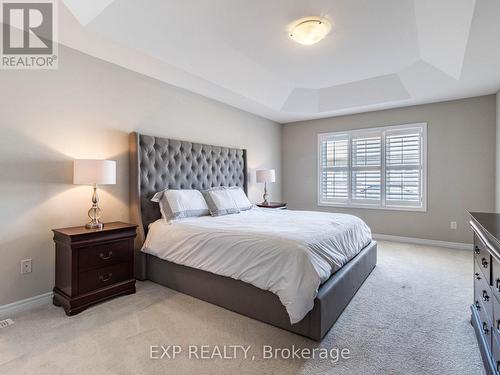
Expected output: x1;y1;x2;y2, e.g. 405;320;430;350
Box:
0;241;484;375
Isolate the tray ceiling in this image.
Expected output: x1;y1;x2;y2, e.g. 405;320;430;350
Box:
56;0;500;123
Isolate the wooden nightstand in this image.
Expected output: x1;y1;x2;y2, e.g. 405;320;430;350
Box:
52;222;137;316
256;202;287;209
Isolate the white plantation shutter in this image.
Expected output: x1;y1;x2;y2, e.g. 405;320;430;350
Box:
321;170;348;199
352;170;381;200
351;136;381;167
319;135;348;201
385;128;424;207
318;123;426;210
351;135;381;202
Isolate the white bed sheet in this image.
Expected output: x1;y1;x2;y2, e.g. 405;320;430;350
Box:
142;208;372;324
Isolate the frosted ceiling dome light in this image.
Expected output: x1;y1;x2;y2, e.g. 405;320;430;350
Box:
288;17;331;45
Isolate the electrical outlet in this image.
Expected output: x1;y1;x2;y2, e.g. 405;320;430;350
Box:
0;319;14;329
20;259;32;274
450;221;457;230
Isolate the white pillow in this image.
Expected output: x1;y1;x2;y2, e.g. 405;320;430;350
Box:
202;187;241;216
151;189;209;222
226;186;253;211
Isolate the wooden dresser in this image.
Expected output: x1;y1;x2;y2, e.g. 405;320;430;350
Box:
52;222;137;315
470;212;500;374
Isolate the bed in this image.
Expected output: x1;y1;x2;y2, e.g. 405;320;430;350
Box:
130;132;377;341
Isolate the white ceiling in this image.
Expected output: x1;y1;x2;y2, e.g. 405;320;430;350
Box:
57;0;500;123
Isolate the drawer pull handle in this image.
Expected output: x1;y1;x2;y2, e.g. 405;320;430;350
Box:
496;279;500;292
482;258;489;268
483;322;489;335
497;360;500;373
483;290;490;302
496;320;500;332
475;300;481;310
99;251;113;260
98;273;113;282
475;272;481;280
475;246;480;254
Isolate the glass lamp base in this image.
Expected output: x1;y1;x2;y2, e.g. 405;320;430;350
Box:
86;186;103;230
263;193;269;205
85;221;103;230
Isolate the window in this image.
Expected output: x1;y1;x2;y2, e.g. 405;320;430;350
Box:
318;123;426;211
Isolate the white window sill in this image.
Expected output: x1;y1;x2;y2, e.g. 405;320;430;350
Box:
317;201;427;213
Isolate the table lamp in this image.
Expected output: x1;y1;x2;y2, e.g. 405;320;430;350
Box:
73;159;116;230
256;169;275;205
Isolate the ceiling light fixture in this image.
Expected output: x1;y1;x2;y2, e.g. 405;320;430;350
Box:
288;17;331;46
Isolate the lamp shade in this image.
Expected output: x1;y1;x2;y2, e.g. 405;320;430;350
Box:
256;169;276;183
73;159;116;185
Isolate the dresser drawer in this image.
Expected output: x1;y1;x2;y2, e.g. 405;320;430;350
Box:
493;330;500;374
493;294;500;341
475;233;492;285
78;239;132;271
478;301;493;352
475;261;494;324
78;263;132;294
492;257;500;306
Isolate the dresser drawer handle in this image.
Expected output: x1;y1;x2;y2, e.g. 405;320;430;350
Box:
482;258;489;268
99;251;113;260
496;279;500;292
475;272;481;280
496;320;500;332
475;300;481;311
98;273;113;282
483;290;490;302
483;322;489;335
474;246;480;254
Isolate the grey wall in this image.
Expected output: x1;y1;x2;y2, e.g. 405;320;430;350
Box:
496;91;500;211
282;96;496;244
0;46;282;306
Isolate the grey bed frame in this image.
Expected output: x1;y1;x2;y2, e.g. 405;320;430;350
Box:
129;132;377;341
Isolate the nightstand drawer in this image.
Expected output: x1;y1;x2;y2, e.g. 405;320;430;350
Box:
78;263;132;294
78;239;132;271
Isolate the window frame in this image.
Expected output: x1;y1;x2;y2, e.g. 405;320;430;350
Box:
317;122;427;212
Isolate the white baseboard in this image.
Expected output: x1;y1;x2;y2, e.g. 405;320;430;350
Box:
373;233;471;250
0;292;53;318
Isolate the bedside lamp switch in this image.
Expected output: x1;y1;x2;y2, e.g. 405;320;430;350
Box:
21;259;32;274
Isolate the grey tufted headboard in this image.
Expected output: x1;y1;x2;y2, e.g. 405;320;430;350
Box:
129;132;247;277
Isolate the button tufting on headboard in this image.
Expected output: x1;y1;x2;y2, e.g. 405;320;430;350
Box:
134;134;247;235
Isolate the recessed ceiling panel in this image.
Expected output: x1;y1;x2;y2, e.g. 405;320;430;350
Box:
202;0;419;88
283;74;410;113
318;74;410;112
415;0;476;80
281;89;319;113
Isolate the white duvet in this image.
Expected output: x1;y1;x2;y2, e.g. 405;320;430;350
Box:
142;208;372;324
